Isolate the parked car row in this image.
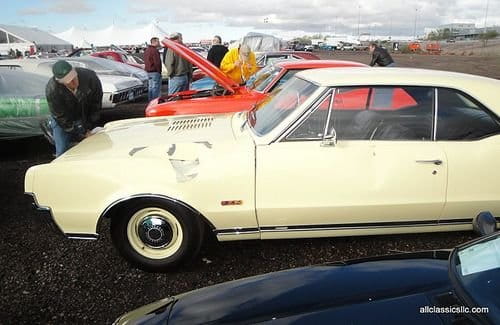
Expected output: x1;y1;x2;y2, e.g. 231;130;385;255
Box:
0;55;149;139
0;57;148;108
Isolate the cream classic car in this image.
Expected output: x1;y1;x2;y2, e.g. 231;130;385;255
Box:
25;68;500;271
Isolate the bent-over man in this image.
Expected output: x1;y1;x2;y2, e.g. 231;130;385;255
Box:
45;60;102;157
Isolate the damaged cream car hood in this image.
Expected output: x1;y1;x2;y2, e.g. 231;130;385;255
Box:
57;113;246;162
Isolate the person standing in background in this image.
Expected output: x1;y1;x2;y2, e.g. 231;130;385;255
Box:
165;32;193;94
207;35;228;68
144;37;162;100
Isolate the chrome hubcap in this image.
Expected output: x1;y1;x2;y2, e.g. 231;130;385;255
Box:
138;216;173;248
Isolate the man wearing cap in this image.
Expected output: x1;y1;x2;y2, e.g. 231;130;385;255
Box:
164;32;193;94
220;44;257;85
45;60;103;157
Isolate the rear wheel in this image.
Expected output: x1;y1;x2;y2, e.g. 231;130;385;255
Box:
110;199;204;271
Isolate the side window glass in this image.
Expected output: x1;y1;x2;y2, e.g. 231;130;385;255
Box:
437;88;500;140
286;93;331;140
334;86;434;140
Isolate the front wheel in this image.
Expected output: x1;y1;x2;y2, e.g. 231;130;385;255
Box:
110;199;204;272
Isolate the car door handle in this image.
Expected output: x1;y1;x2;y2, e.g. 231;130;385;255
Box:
416;159;443;165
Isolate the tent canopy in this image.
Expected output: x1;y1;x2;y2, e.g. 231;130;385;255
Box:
54;22;168;47
0;24;72;53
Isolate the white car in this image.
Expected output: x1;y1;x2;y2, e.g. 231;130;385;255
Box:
0;57;147;108
25;68;500;271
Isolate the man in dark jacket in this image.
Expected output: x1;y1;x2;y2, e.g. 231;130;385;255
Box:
144;37;162;100
165;32;192;95
45;60;102;157
207;35;228;68
369;42;395;67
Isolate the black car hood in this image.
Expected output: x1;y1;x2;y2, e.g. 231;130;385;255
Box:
164;252;452;324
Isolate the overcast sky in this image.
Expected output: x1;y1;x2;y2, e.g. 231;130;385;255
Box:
2;0;499;42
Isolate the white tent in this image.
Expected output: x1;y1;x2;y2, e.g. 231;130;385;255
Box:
0;24;72;55
54;22;168;47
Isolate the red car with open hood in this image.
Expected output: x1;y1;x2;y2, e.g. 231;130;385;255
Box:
145;39;367;117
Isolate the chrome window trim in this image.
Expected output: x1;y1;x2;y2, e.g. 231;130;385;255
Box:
322;88;335;139
433;87;438;141
276;87;332;143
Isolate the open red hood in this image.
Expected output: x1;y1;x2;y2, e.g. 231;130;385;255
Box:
162;38;238;94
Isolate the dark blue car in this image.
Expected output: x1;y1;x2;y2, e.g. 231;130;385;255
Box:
114;231;499;324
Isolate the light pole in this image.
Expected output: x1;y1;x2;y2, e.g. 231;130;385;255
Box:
357;5;361;39
413;8;418;40
484;0;490;32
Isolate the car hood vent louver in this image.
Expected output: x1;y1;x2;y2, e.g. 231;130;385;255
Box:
167;117;214;132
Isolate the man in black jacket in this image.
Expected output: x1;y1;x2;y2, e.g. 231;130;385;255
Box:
45;60;102;156
369;42;395;67
207;35;228;68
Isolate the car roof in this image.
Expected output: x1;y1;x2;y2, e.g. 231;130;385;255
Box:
276;59;367;69
297;67;500;115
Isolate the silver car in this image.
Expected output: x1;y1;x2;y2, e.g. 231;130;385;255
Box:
0;57;147;108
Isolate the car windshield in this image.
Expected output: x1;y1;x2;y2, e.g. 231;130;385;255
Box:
452;233;500;323
250;76;318;136
247;65;282;92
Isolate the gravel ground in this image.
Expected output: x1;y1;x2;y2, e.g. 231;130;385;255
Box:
1;52;498;324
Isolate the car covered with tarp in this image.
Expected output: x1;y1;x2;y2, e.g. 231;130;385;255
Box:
0;69;49;139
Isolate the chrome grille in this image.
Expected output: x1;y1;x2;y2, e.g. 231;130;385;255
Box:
112;86;148;104
167;117;214;132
